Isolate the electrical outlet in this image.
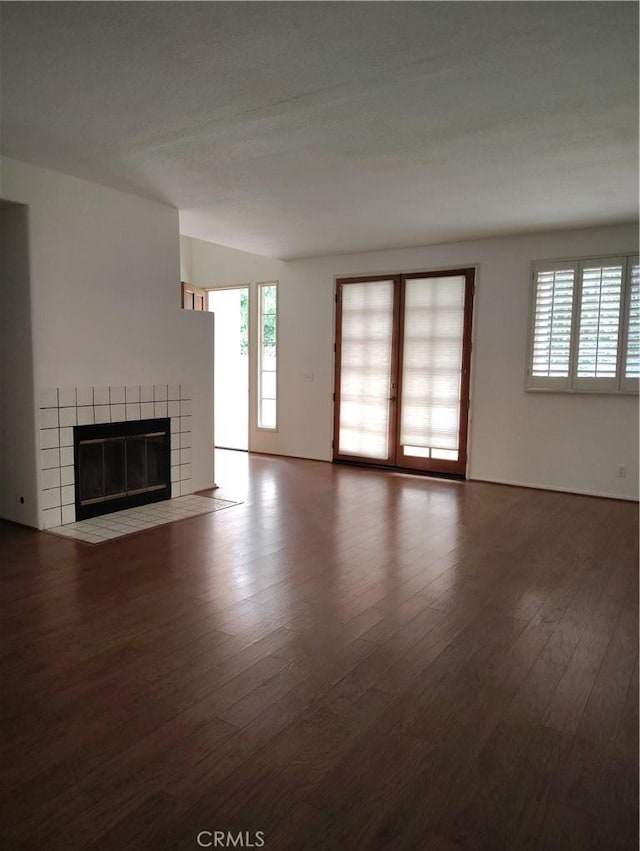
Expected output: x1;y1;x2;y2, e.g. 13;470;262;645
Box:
303;373;314;382
617;465;626;478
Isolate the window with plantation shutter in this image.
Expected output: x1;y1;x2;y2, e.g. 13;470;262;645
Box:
527;253;638;394
622;258;639;392
529;264;576;389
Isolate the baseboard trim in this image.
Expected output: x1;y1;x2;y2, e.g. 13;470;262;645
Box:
469;476;639;502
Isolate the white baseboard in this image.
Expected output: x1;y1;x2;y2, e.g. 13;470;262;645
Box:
468;476;638;502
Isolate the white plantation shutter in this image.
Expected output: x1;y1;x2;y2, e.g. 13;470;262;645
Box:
528;263;577;390
399;276;465;453
338;280;395;460
574;259;624;390
622;258;639;392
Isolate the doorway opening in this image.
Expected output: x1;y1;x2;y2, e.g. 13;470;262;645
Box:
208;287;249;451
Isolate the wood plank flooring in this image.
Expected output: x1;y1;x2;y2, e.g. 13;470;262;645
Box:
1;450;637;850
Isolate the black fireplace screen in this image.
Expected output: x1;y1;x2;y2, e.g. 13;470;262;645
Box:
74;418;171;520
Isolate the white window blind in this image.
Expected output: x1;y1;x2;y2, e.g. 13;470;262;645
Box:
528;253;638;394
338;281;394;460
399;275;465;455
530;265;576;389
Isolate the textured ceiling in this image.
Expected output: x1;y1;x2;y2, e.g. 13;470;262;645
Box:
1;2;638;258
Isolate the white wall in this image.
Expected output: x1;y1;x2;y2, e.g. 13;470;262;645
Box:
187;223;639;499
1;158;215;528
0;202;39;526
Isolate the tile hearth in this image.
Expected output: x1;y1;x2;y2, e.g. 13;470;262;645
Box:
47;495;240;543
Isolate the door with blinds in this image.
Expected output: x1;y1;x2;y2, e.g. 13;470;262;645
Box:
333;269;474;476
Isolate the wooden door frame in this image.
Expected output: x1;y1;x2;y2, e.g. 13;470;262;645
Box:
333;268;475;478
333;275;400;466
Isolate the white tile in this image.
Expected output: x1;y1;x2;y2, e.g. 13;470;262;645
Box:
180;400;192;416
59;407;77;427
171;483;181;498
180;448;192;464
180;416;192;433
61;466;74;486
61;505;76;525
39;388;59;408
154;401;167;418
58;387;76;407
180;431;192;449
39;408;59;429
140;402;154;418
170;448;180;466
40;429;59;449
77;406;94;425
180;480;193;496
42;507;62;529
180;383;192;400
154;384;167;402
110;385;126;404
140;385;154;403
59;427;74;447
126;385;140;403
60;447;74;466
171;465;179;483
76;386;94;406
42;488;61;510
61;485;75;506
168;401;180;418
170;417;179;434
111;403;125;422
94;386;110;405
126;403;141;421
179;463;192;481
95;405;111;424
41;448;60;469
167;384;180;401
42;468;61;489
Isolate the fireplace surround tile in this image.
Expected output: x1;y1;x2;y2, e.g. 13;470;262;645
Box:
77;406;94;426
42;507;62;529
40;429;59;449
38;383;194;528
40;408;59;429
41;448;60;469
95;406;110;424
59;407;77;427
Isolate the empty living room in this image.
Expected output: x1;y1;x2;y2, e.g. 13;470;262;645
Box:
0;3;638;850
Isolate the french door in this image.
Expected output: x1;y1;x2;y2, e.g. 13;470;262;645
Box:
333;269;474;476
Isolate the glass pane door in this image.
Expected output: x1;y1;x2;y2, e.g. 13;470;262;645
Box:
333;269;474;477
334;278;398;463
398;272;472;475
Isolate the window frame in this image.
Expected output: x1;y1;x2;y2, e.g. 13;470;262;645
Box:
257;281;279;431
526;253;639;395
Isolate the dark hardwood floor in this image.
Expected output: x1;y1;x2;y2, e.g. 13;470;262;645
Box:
1;450;638;850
